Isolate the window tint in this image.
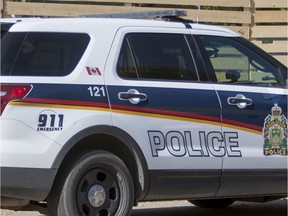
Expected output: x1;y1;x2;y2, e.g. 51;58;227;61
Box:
117;38;138;79
1;32;90;76
0;23;14;38
117;33;198;81
199;36;281;86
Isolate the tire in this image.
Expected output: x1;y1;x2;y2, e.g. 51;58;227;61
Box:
189;198;234;209
47;151;134;216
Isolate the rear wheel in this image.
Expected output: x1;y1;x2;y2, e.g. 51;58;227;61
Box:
47;151;134;216
189;198;234;209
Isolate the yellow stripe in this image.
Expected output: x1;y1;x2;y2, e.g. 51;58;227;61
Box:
113;109;221;126
11;101;262;135
222;123;262;135
10;101;110;112
113;109;261;135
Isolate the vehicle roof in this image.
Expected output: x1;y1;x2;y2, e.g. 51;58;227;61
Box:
0;17;239;37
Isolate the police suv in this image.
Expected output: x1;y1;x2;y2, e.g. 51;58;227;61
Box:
1;10;287;216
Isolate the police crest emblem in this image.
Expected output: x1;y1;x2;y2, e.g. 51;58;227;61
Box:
263;104;287;156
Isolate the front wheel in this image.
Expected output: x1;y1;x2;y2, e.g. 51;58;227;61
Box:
189;198;234;209
48;151;134;216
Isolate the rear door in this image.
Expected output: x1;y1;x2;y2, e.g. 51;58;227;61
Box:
105;27;223;200
197;35;287;196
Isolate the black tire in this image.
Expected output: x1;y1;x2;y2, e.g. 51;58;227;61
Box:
189;198;234;209
47;151;134;216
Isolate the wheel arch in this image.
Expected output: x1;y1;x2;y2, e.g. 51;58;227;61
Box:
50;125;149;202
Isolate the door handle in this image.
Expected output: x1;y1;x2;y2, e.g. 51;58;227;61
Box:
118;89;147;104
227;94;252;109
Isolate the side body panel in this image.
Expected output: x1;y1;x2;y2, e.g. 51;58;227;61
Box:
105;27;224;199
214;85;287;196
191;30;288;198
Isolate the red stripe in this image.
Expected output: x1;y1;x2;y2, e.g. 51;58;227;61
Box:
111;104;262;132
112;104;221;122
22;98;110;108
20;98;262;132
222;118;262;131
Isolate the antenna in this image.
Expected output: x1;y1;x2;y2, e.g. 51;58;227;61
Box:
196;5;201;23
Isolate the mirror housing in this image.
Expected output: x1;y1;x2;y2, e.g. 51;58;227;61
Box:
226;70;241;82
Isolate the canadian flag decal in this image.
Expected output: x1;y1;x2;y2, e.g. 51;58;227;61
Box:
86;66;102;76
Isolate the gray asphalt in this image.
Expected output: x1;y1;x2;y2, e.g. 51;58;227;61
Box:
1;199;287;216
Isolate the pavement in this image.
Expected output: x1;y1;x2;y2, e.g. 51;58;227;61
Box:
0;199;287;216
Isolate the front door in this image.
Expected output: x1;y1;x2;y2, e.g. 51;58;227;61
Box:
197;35;287;196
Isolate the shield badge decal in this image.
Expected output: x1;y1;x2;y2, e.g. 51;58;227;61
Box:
263;104;287;156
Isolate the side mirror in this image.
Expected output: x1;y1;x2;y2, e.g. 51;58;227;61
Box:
226;70;241;83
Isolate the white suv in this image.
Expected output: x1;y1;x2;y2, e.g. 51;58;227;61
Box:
1;10;287;216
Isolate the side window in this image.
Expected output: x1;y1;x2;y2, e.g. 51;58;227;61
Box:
199;36;282;86
0;22;14;38
1;32;90;76
117;33;198;81
117;38;138;79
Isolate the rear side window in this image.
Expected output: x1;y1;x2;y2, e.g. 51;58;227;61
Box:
117;33;198;81
1;32;90;76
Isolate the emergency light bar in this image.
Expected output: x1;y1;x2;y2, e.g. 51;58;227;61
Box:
81;10;187;20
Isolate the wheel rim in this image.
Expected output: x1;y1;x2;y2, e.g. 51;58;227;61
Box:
76;168;120;216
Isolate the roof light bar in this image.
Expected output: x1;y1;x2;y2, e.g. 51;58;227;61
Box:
81;10;187;19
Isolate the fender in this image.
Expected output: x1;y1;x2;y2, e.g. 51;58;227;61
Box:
51;125;149;200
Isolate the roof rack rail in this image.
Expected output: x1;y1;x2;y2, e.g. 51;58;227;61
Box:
81;10;187;20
